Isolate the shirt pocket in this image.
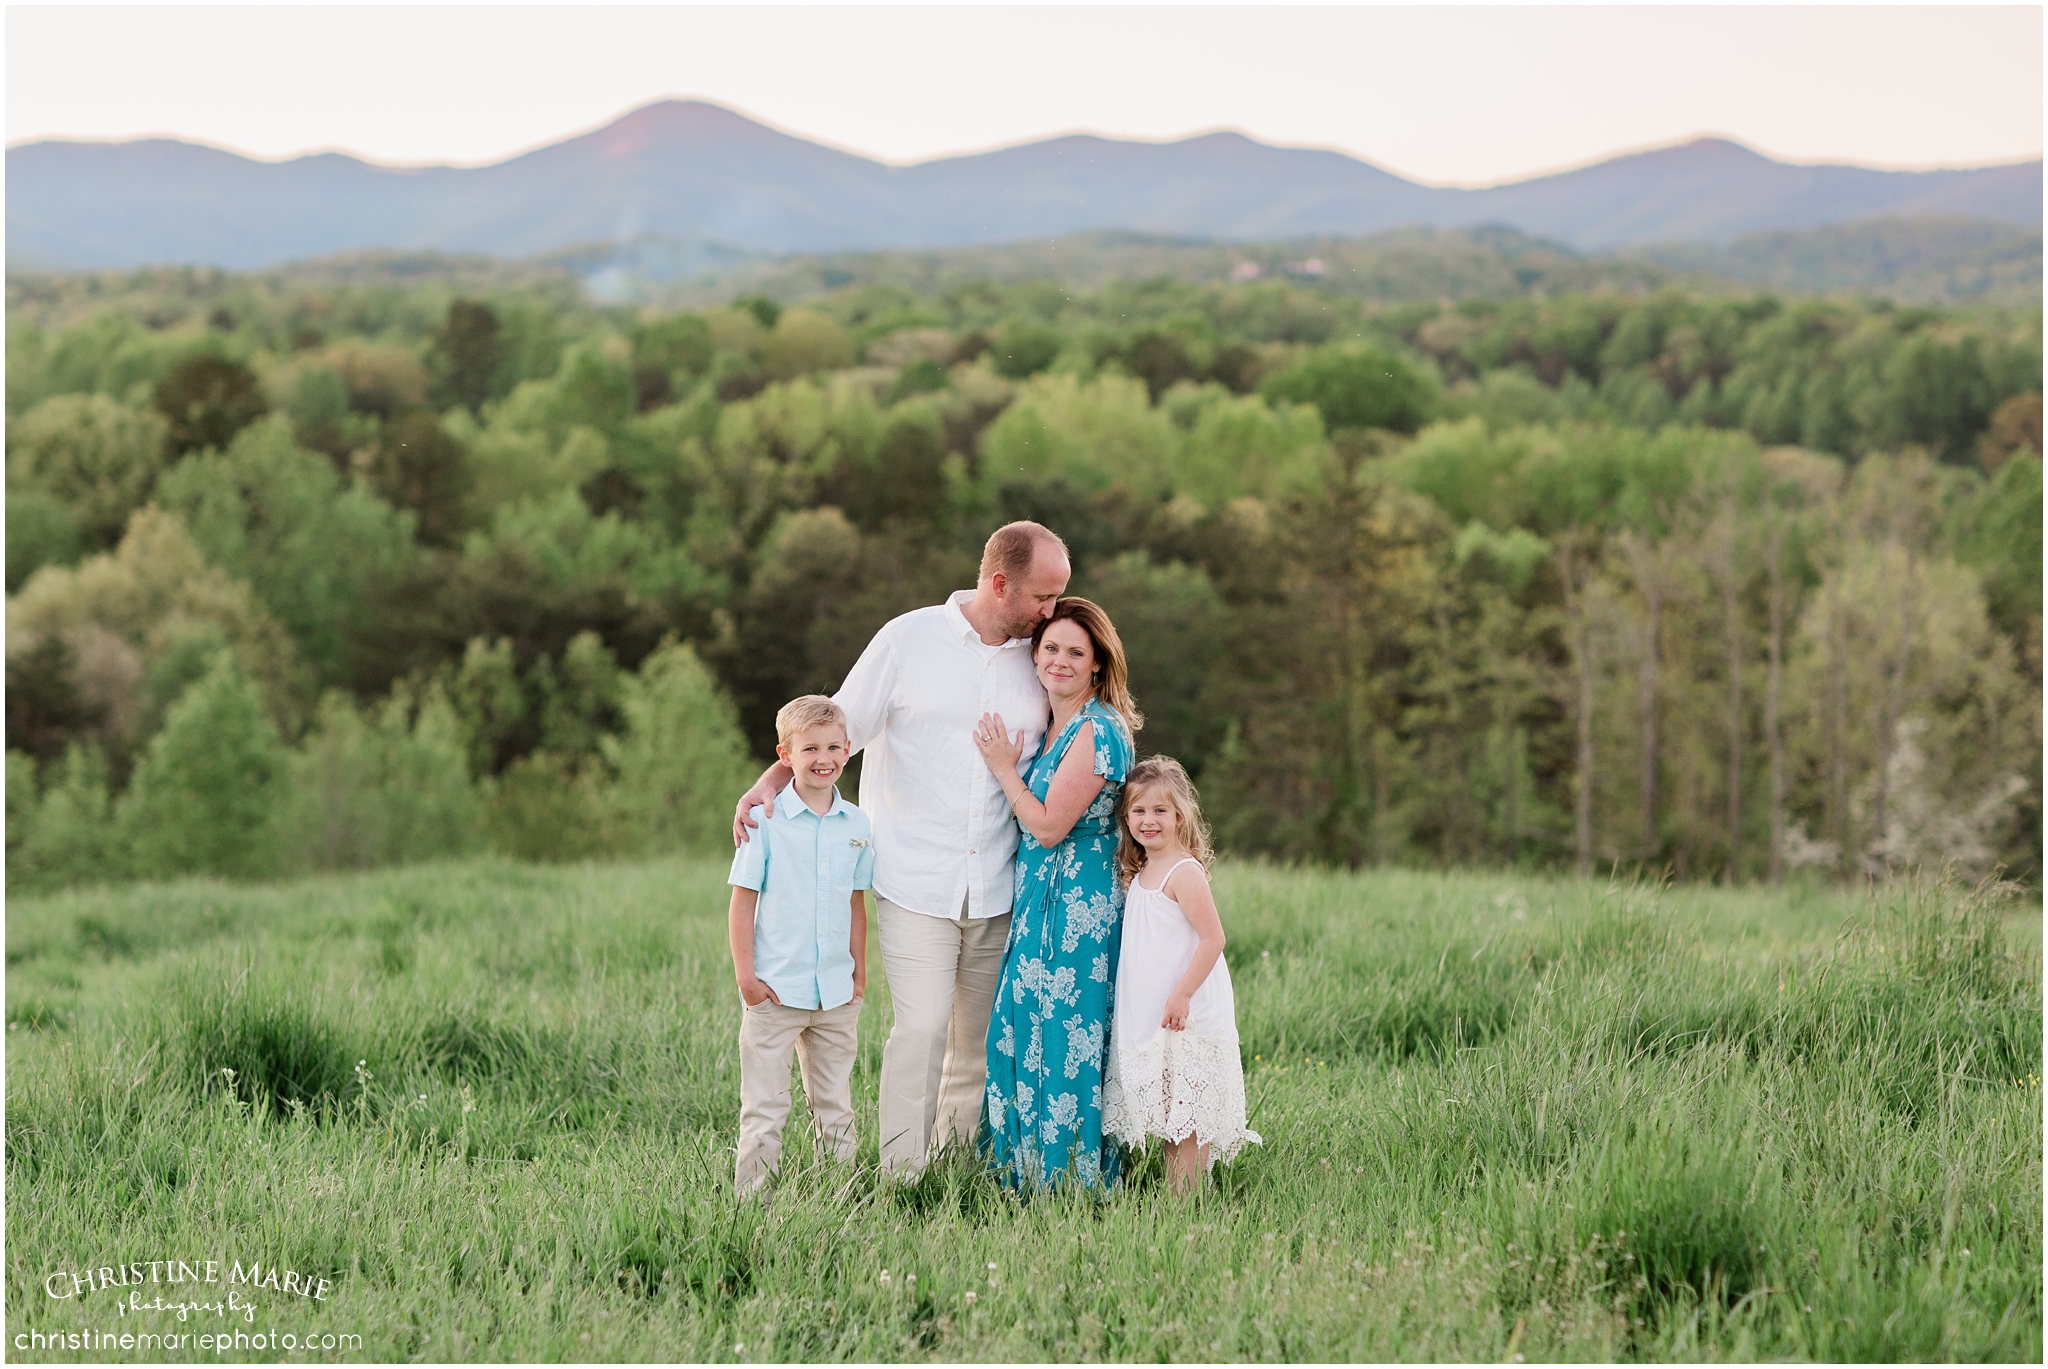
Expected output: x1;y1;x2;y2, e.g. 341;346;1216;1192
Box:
829;839;865;890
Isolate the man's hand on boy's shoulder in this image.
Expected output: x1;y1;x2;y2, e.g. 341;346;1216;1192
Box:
733;770;787;844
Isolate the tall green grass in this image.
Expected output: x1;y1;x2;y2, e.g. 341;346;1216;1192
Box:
5;860;2039;1361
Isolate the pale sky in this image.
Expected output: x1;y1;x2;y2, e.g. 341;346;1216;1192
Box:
5;5;2041;186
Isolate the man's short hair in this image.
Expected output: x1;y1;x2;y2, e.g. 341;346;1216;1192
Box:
978;521;1068;584
776;695;847;748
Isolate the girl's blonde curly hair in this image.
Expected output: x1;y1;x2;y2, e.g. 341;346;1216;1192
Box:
1116;755;1215;885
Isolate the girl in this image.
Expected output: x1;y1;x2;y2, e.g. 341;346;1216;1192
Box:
1101;757;1260;1193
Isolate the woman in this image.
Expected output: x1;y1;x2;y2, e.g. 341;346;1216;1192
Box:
971;596;1140;1192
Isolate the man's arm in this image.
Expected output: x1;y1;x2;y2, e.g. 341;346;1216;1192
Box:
734;618;900;845
733;760;793;846
833;615;899;756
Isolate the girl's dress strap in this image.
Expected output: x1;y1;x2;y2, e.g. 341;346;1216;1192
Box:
1152;856;1204;889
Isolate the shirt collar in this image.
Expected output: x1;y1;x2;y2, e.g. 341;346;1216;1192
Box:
944;588;1031;650
775;779;852;820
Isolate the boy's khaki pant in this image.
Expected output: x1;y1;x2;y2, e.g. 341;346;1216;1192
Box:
735;997;861;1196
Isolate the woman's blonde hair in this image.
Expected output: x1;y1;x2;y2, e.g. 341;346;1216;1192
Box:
1116;755;1214;884
1031;596;1144;738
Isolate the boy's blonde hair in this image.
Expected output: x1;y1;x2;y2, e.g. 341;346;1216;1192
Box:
776;695;847;748
1116;755;1214;884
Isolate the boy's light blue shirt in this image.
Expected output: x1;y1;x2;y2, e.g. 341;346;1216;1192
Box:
727;781;874;1011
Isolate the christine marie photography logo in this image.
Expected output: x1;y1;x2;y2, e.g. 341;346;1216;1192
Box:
15;1255;360;1357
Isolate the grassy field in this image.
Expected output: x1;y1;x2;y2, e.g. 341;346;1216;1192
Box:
4;858;2040;1362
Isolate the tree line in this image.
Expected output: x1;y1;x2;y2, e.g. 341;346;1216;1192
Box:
6;272;2039;891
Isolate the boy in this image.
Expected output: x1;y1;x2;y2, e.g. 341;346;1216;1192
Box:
727;695;874;1197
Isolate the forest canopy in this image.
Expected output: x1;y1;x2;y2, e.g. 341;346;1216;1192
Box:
6;266;2040;891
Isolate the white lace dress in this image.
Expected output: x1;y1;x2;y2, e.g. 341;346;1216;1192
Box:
1101;857;1261;1167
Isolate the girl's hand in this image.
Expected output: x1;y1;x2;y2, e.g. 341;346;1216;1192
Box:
738;976;781;1008
1163;990;1193;1032
973;712;1025;776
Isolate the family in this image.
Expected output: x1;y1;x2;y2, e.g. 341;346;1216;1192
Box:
724;521;1259;1199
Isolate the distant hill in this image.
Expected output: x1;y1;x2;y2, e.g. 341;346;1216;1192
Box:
8;100;2041;270
608;216;2040;309
568;225;1673;309
10;216;2034;338
1628;216;2042;303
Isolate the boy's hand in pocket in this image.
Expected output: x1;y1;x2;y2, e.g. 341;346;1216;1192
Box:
739;977;781;1008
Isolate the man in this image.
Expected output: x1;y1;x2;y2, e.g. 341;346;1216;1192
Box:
733;520;1071;1177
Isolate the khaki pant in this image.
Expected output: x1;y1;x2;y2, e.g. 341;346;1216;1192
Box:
734;997;861;1196
876;896;1010;1177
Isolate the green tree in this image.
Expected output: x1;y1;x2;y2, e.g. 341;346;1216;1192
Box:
1202;453;1443;866
7;393;173;548
1078;552;1228;772
1259;342;1440;435
761;308;856;380
884;357;951;406
366;411;473;547
484;750;615;862
117;650;286;879
633;311;715;404
319;338;431;420
978;374;1176;500
6;507;305;762
6;491;83;593
1124;329;1202;400
1977;392;2042;476
273;684;481;872
533;630;624;759
724;507;867;742
440;636;531;777
153;353;267;457
819;401;952;533
601;638;757;854
548;345;637;438
4;749;33;874
153;417;422;690
1170;386;1328;507
432;300;503;413
8;743;123;893
266;358;360;459
1882;332;1993;463
990;317;1064;379
733;295;781;330
1954;451;2042;658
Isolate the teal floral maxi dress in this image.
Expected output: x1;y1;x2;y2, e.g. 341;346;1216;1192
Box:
981;698;1135;1193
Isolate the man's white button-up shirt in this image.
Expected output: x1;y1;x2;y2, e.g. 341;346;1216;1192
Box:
834;589;1048;920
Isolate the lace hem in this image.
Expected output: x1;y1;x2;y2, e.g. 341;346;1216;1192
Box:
1101;1029;1261;1167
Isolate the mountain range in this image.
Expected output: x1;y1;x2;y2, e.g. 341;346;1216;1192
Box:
7;100;2042;271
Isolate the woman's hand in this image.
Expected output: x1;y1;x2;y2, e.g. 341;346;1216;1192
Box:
1163;989;1193;1032
973;712;1025;777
